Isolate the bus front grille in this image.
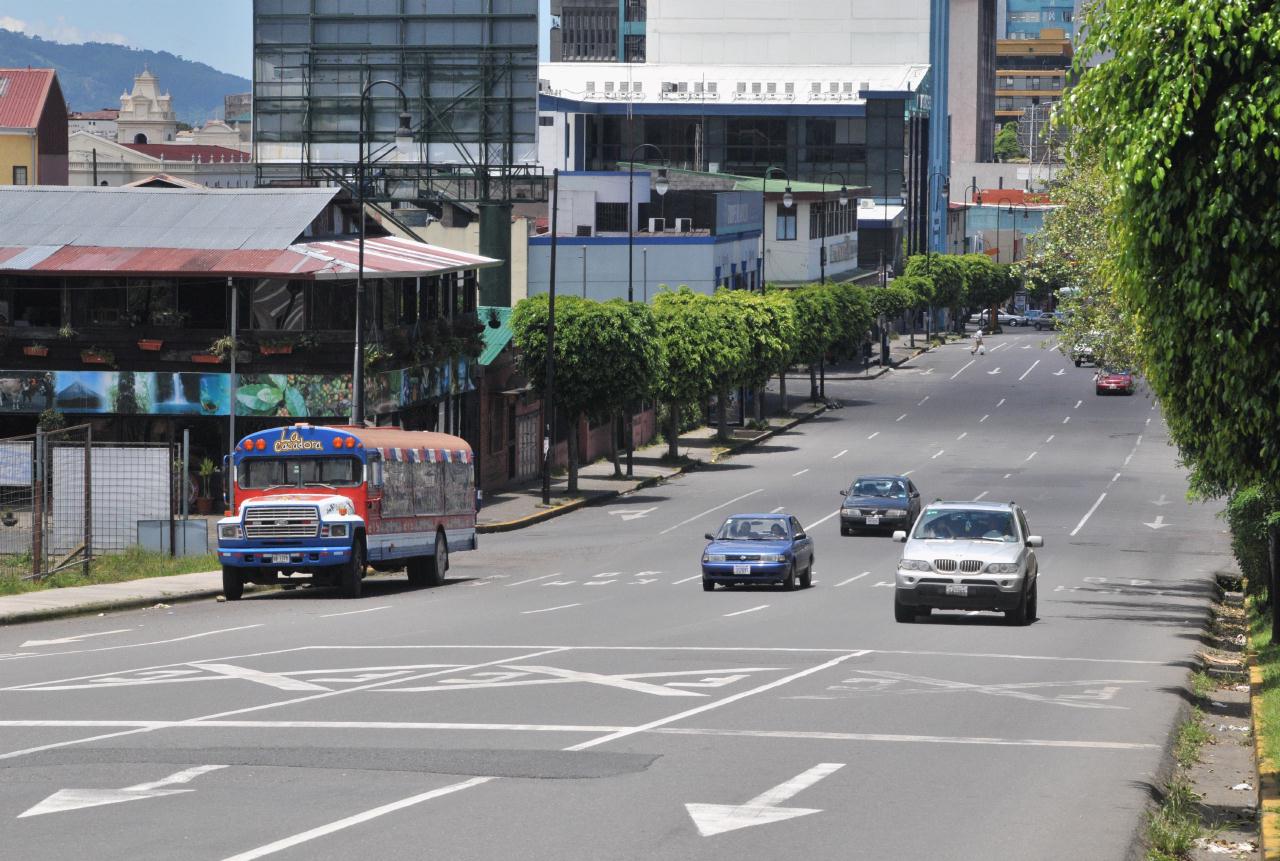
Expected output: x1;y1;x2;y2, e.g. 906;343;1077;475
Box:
244;506;320;539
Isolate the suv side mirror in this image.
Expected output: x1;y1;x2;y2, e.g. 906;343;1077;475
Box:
892;530;907;542
704;532;716;541
1026;535;1044;548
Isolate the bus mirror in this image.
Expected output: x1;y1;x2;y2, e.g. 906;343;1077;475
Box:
221;455;230;510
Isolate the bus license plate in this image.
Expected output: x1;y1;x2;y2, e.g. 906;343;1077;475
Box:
946;584;968;596
865;516;880;526
269;553;292;564
733;564;751;575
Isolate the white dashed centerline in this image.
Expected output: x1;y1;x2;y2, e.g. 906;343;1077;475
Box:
673;575;701;585
1018;360;1040;381
320;606;392;619
918;396;930;406
833;449;848;459
996;398;1006;407
522;603;582;615
659;488;764;535
793;469;810;477
956;432;968;441
931;450;945;459
951;360;976;380
1044;435;1055;444
973;491;989;501
836;572;871;587
897;414;908;422
1063;416;1070;424
1074;400;1082;409
724;605;769;618
1025;452;1037;462
806;510;841;531
979;414;990;423
867;432;880;440
1070;493;1108;537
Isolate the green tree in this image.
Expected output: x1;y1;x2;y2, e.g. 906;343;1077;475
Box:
892;274;936;345
789;284;842;400
652;288;750;454
995;121;1024;162
828;284;876;364
719;289;797;421
906;254;966;333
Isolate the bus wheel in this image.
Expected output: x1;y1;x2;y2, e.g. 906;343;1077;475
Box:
407;556;431;588
222;566;244;601
426;531;448;587
339;540;364;599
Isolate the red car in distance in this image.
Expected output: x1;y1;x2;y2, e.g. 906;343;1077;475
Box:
1095;367;1136;396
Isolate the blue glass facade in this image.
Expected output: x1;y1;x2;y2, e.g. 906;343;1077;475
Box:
1004;0;1078;40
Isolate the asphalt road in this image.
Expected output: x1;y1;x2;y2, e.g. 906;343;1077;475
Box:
0;331;1232;860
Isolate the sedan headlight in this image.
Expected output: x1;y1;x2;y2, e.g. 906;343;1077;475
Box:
219;524;242;540
703;553;727;562
762;554;788;563
899;559;931;571
882;510;904;517
986;563;1021;574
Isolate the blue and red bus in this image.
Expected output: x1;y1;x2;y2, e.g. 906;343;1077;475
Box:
216;423;477;599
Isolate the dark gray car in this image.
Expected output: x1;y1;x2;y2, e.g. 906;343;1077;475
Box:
839;475;921;535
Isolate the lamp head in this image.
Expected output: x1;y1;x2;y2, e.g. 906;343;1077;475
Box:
654;168;669;197
395;112;413;143
838;185;849;207
783;186;794;209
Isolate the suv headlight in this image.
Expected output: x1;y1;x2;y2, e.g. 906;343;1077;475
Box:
899;559;931;571
219;524;242;540
704;553;727;562
986;563;1021;574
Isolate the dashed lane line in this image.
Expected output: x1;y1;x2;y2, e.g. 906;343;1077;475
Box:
1025;451;1037;462
1045;435;1055;444
521;603;582;615
997;398;1006;407
1070;492;1108;537
833;449;848;459
1063;416;1070;424
659;488;764;536
918;396;930;406
806;510;841;531
974;491;989;501
673;575;701;585
951;360;976;380
868;432;880;440
793;469;810;477
979;414;990;423
896;414;908;422
723;605;769;618
1075;400;1083;409
320;606;392;619
957;432;968;441
836;572;871;587
931;450;945;459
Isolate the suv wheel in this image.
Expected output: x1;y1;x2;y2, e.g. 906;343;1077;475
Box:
1005;585;1030;626
1026;581;1038;621
894;595;915;623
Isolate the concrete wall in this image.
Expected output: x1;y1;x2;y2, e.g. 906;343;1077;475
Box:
645;0;931;65
951;160;1063;197
949;0;997;163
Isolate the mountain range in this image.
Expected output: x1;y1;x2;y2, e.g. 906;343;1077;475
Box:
0;28;250;125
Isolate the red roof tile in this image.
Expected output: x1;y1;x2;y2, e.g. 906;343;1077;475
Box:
0;69;56;129
122;143;251;164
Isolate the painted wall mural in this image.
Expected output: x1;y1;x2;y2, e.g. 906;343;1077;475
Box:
0;361;475;418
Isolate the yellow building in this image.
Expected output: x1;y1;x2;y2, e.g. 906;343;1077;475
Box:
995;30;1073;125
0;68;69;186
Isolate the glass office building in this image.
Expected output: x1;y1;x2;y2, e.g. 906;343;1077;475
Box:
1003;0;1080;40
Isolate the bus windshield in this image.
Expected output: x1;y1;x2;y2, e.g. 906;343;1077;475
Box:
240;456;363;489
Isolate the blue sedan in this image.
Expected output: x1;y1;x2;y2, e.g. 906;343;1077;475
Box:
701;513;815;591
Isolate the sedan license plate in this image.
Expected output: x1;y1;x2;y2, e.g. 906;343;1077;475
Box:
269;553;292;564
945;584;968;596
865;516;880;526
733;564;751;575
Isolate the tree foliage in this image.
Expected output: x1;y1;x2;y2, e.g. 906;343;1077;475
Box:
995;121;1024;162
1064;0;1280;496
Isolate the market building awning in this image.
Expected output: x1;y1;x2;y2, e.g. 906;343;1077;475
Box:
476;305;513;366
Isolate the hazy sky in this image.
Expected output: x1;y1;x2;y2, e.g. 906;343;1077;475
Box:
0;0;553;79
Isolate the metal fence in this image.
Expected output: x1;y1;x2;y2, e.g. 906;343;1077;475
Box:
0;424;180;584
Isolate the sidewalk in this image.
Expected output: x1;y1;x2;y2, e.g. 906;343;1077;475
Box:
0;340;933;627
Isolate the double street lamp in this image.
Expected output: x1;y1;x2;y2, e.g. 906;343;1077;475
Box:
351;79;413;426
625;144;669;476
760;165;793;293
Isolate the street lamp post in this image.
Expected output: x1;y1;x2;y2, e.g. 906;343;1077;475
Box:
815;171;848;402
877;167;905;366
542;168;561;506
760;165;793;293
625;144;669;477
352;79;413;426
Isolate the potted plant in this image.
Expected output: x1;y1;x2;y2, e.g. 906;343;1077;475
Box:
137;338;164;351
22;343;48;357
195;335;235;364
195;457;217;515
80;346;114;366
57;324;77;340
258;336;293;356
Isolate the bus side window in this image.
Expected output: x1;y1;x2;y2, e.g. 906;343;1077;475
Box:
414;460;443;515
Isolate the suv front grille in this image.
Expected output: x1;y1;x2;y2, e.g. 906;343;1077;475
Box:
934;559;957;572
959;560;984;573
244;505;319;539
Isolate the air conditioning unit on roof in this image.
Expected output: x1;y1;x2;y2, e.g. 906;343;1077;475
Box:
648;217;666;233
675;217;693;232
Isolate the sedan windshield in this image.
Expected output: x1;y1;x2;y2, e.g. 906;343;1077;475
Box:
716;516;789;541
240;456;363;489
912;509;1018;542
852;479;906;498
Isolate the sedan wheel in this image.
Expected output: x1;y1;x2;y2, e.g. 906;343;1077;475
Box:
702;579;715;592
800;563;813;589
783;564;796;591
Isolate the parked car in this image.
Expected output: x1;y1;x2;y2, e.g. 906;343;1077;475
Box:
968;310;1024;327
1095;367;1136;395
839;475;922;535
892;501;1043;625
702;513;814;591
1033;312;1060;331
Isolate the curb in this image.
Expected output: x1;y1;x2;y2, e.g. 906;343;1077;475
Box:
0;579;259;628
477;404;829;534
1252;662;1280;859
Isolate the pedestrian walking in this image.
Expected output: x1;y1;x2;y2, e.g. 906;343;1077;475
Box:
972;328;986;356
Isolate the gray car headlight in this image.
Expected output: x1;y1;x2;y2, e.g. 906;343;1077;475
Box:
899;559;931;571
986;563;1021;574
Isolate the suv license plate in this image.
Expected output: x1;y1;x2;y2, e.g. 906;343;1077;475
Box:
733;564;751;575
269;553;292;564
945;584;968;596
865;516;880;526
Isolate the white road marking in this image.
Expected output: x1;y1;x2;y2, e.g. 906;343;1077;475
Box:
805;510;840;531
917;396;930;406
896;414;908;422
1144;515;1170;531
220;778;495;861
1025;451;1037;462
192;663;331;692
20;764;229;819
19;629;133;648
1063;416;1070;424
1070;492;1108;537
867;432;879;440
1124;453;1134;466
673;575;701;585
835;572;870;587
833;449;848;459
951;360;976;380
979;414;989;423
393;666;781;696
902;470;915;477
931;450;945;459
657;728;1159;751
1112;473;1121;483
1003;473;1012;479
770;506;786;513
1146;417;1151;426
0;625;265;663
1018;360;1040;381
973;491;989;501
724;605;769;618
509;573;562;587
1074;400;1082;409
564;651;868;752
996;398;1006;407
956;432;967;441
792;469;810;477
660;489;764;535
991;342;1010;352
521;603;582;615
609;507;657;521
1152;494;1171;506
1053;369;1065;377
319;606;391;619
685;762;845;837
1044;435;1055;444
986;367;1002;376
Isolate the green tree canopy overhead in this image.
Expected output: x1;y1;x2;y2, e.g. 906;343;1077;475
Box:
866;284;917;320
1064;0;1280;497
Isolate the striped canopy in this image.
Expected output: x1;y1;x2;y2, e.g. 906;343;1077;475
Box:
377;447;471;464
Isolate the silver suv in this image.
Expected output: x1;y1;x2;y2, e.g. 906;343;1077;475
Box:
892;501;1043;625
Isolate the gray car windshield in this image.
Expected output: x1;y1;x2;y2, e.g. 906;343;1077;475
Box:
853;479;905;498
912;509;1018;542
717;517;789;541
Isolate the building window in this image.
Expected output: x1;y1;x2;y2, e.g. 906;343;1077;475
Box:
11;166;27;185
776;209;797;241
595;202;628;232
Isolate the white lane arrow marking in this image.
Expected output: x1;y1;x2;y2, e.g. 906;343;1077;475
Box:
921;368;935;375
19;765;227;818
20;629;133;648
1151;494;1171;506
686;763;844;836
1144;516;1171;530
987;367;1002;375
609;507;656;521
1054;369;1065;376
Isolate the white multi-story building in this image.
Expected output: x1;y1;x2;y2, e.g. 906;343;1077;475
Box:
68;109;119;141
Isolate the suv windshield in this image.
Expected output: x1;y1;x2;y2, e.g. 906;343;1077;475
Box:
911;509;1019;542
240;457;362;489
716;516;789;541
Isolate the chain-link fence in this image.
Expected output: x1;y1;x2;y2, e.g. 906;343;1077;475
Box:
0;424;180;584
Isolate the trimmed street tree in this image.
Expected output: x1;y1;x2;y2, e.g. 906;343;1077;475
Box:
720;289;796;421
892;274;936;346
790;283;842;400
905;253;966;333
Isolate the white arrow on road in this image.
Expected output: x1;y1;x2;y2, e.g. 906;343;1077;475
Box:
20;629;133;648
608;507;656;522
987;367;1002;375
1144;515;1171;530
685;763;844;836
19;765;227;818
1054;369;1066;376
1151;494;1172;507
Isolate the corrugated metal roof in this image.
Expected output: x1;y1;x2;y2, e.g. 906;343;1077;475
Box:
476;306;513;366
0;186;339;250
295;236;502;279
0;69;55;129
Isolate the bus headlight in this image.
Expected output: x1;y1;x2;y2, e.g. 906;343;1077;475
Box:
327;523;349;538
219;524;242;540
